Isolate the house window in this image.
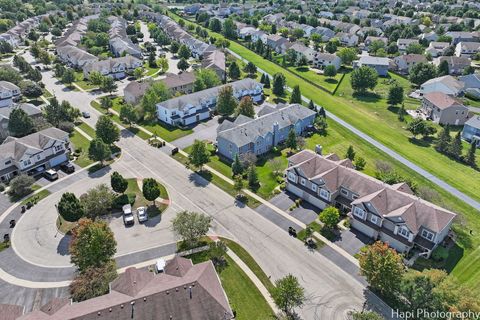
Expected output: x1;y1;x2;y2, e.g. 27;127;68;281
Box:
300;178;306;186
341;189;348;196
398;227;410;239
370;215;378;224
352;194;358;200
36;155;41;160
353;206;365;219
421;229;434;241
319;188;329;200
23;159;31;167
312;184;317;192
54;145;63;152
287;172;296;182
4;160;11;165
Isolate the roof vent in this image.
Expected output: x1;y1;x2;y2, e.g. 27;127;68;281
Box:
98;312;101;316
109;308;112;312
121;305;124;309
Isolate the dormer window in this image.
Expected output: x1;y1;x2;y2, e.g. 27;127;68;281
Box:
341;189;348;196
319;188;329;200
300;178;306;186
370;215;378;224
421;229;434;241
311;184;317;192
398;227;409;239
287;172;296;182
54;145;63;152
353;206;365;219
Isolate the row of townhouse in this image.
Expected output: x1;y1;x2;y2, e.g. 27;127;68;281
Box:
0;127;70;182
156;78;263;127
0;14;48;47
216;103;316;160
83;56;143;79
0;81;21;108
285;149;456;258
0;103;43;141
141;12;226;80
455;41;480;57
108;16;142;59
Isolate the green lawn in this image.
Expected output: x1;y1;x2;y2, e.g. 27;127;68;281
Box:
144;62;161;76
125;178;169;216
74;71;98;91
141;121;192;142
463;97;480;108
187;249;273;320
70;129;94;167
77;122;96;139
21;189;51;205
0;241;9;252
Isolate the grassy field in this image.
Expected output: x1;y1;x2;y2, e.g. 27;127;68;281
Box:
168;11;480;290
70;128;94;167
187;248;274;320
77;122;96;139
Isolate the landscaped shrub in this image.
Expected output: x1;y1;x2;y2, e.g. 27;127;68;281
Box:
0;183;5;192
112;193;136;209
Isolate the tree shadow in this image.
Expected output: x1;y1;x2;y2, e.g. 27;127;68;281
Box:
387;105;400;115
408;136;434;148
56;234;71;256
295;66;309;72
325;78;338;84
352;91;382;103
188;170;211;188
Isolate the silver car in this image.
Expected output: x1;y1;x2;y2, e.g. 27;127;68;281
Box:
137;206;148;223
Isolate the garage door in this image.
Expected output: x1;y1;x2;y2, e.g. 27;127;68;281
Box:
49;154;68;167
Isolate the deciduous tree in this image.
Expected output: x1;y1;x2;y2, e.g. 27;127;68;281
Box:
350;66;378;94
235;96;255;118
110;172;128;194
70;260;117;302
388;82;404;105
7;107;34;137
216;85;237;117
142;178;160;206
96;115;119;145
272;274;305;317
323;65;337;78
319;207;340;229
189;140;210;170
88;138;111;164
172;211;212;247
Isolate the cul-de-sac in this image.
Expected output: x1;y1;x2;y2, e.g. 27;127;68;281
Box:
0;0;479;319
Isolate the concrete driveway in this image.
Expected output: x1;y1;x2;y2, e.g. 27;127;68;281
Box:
264;191;319;225
171;117;219;149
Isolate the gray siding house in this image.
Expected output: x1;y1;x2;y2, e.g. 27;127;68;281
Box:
420;92;469;125
353;56;390;76
285;150;456;258
217;103;316;160
462;115;480;147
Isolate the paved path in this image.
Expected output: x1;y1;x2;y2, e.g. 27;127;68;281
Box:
227;49;480;212
469;106;480;114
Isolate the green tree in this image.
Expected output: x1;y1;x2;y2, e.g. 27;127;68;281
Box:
209;18;222;32
141;82;171;120
80;184;115;219
89;71;104;85
406;43;424;54
359;241;405;298
348;311;384;320
247;165;259;189
62;68;75;86
119;103;137;126
286;129;297;150
96;115;119;145
350;66;378;94
398;103;406;121
387;83;404;105
319;207;340;229
142;178;160;206
110;172;128;194
222;18;237;39
157;57;169;73
100;76;117;94
100;96;112;111
70;260;117;302
437;59;450;76
216;85;237;117
466;142;477;168
235;96;255;118
355;157;366;170
325;41;337;54
7;107;34;137
178;44;191;60
409;62;437;86
289;85;302;104
314;115;328;134
345;145;356;161
272;72;286;96
263;74;271;88
208;240;228;270
233;176;244;198
243;61;257;77
69;218;117;272
231;153;244;176
177;58;189;72
194;68;221;92
133;67;143;80
148;51;157;68
228;61;241;80
88;138;112;164
170;41;180;53
8;174;35;198
337;47;357;65
323;65;337;78
189;140;210;170
272;274;306;317
58;192;84;222
308;99;315;110
172;210;212;247
448;131;463;159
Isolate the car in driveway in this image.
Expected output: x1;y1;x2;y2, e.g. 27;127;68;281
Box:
122;204;134;226
137;206;148;223
44;169;58;181
60;162;75;173
82;111;90;118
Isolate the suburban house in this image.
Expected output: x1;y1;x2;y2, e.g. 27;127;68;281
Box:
393;54;427;74
396;38;419;53
421;31;439;42
455;42;480;57
433;56;471;75
459;73;480;99
461;115;480;147
83;56;143;79
123;81;151;105
335;32;359;47
0;104;42;141
445;31;478;45
56;45;98;69
8;256;233;320
420;92;469;125
238;26;257;39
313;53;342;71
217;103;316;160
251;30;268;44
353;56;390;76
266;34;290;53
425;42;450;57
109;37;143;59
419;75;465;96
285;150;456;258
0;127;70;182
311;27;335;42
0;81;21;108
286;42;316;62
202;50;226;81
162;71;196;94
156;78;263;127
0;14;46;47
364;36;388;50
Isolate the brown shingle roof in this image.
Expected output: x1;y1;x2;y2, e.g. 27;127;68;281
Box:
0;304;24;320
424;92;464;110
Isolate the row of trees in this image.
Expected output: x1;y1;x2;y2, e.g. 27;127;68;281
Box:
436;125;477;168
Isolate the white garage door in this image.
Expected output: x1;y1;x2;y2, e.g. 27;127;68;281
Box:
49;154;67;167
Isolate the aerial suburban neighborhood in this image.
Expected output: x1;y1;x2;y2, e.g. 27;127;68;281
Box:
0;0;480;319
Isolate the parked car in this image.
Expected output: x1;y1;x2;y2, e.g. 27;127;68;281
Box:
137;206;148;223
82;111;90;118
60;162;75;173
44;169;58;181
122;204;134;226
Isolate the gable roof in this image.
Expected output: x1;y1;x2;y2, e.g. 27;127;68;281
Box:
423;92;464;109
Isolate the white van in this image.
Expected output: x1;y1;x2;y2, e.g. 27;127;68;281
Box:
44;169;58;181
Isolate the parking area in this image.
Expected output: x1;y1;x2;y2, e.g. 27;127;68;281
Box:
267;191;319;225
332;228;373;256
171;116;220;149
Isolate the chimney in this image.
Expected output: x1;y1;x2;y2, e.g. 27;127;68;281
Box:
315;145;323;155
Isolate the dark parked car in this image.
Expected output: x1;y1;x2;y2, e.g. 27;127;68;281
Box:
82;111;90;118
60;162;75;173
